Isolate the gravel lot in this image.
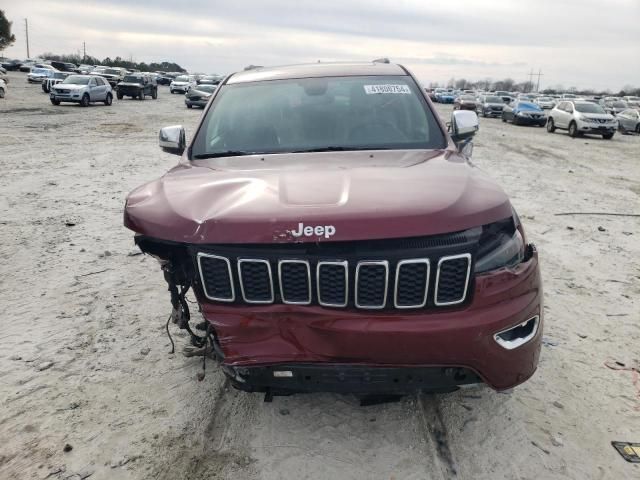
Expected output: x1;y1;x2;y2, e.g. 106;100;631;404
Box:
1;70;639;480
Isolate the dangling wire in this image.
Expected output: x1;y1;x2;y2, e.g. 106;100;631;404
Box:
165;314;175;354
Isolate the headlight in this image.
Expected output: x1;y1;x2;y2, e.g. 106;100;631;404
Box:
475;229;525;273
516;111;526;116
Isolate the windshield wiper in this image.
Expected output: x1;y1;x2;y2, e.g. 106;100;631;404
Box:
292;146;391;153
193;151;255;159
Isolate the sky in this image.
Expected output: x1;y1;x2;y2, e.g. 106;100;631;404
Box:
1;0;639;91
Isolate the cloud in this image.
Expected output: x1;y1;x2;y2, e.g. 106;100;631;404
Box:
2;0;638;90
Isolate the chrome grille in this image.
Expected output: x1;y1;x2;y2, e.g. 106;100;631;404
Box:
237;259;274;303
355;261;389;309
434;254;472;306
196;251;472;310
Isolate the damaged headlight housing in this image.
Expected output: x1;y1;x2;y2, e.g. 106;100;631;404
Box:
475;217;526;273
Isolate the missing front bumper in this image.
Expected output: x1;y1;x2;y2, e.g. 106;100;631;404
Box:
224;364;482;395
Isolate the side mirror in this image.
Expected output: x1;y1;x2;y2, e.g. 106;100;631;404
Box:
450;110;479;155
159;125;186;155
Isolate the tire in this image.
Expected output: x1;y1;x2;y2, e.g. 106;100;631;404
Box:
139;90;145;100
116;92;123;100
186;103;193;109
502;113;507;123
170;89;174;94
80;93;89;107
636;124;640;134
568;121;578;137
0;87;5;99
104;93;112;106
152;88;157;100
546;117;556;132
50;98;60;105
602;132;614;140
513;116;520;126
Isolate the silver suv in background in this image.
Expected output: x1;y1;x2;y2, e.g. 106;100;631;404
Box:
476;95;505;117
546;100;617;139
170;74;197;94
50;75;114;107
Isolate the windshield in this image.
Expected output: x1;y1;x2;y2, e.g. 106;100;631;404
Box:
32;68;48;74
196;85;217;93
62;76;90;85
104;69;120;75
485;96;502;103
175;75;189;82
460;95;475;101
612;101;628;108
123;75;143;83
575;103;605;114
516;102;540;110
191;75;446;158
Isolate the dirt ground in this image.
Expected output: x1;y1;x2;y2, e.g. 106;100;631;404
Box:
1;70;639;480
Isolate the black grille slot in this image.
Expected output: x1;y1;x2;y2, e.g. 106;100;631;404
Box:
356;262;388;309
436;256;470;305
238;260;273;303
279;261;311;304
395;261;429;308
198;254;234;301
318;262;348;307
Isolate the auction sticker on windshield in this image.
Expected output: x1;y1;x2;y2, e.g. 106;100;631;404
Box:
364;84;411;94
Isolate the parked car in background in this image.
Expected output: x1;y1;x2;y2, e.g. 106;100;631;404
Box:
0;65;6;75
185;84;217;108
502;101;546;126
50;74;113;107
170;74;197;93
50;61;78;72
198;75;222;85
547;100;617;139
0;78;6;98
600;99;629;116
435;89;455;103
534;96;556;109
19;60;38;72
116;74;158;100
494;91;512;103
622;96;640;108
42;71;70;93
75;64;95;74
27;66;58;83
453;94;478;111
476;95;505;117
91;67;126;87
1;59;23;71
616;108;640;134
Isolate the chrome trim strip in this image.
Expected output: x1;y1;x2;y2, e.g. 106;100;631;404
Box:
493;315;540;350
237;258;274;304
394;259;430;309
434;253;472;306
316;260;348;308
355;260;389;310
278;259;312;305
196;253;235;302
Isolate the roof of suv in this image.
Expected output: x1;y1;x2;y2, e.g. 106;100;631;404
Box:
227;62;407;85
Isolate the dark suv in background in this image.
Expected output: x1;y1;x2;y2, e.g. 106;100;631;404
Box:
116;74;158;100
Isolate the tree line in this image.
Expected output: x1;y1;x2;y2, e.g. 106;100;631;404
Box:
39;52;187;73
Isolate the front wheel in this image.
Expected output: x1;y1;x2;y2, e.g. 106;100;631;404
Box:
50;98;60;105
104;93;113;106
116;92;123;100
636;124;640;134
547;117;556;132
602;132;614;140
80;94;90;107
501;114;507;123
568;121;578;137
152;88;157;99
186;103;193;109
0;87;5;99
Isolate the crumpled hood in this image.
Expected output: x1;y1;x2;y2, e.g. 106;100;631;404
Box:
124;150;513;244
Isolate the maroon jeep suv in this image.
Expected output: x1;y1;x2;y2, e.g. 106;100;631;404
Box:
124;62;542;397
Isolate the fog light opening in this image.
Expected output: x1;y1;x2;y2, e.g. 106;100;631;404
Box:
494;315;539;350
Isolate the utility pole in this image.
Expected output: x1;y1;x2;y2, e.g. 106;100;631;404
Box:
535;69;544;92
83;42;86;62
25;19;30;59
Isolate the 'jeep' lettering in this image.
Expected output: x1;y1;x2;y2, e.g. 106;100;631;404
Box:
291;222;336;239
